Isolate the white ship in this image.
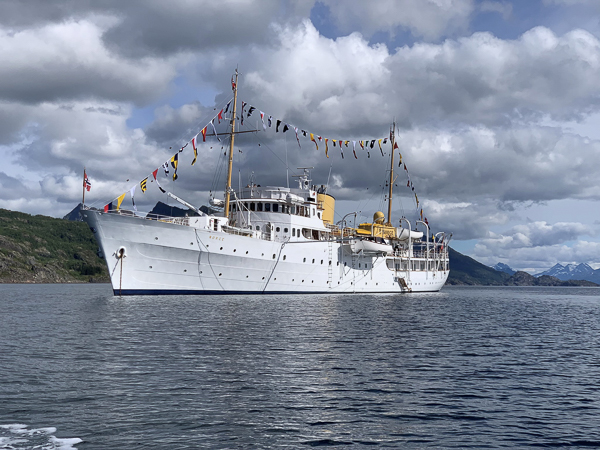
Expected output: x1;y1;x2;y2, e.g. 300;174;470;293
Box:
81;72;450;295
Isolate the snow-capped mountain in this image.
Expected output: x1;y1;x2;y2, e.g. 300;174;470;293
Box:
536;263;597;282
492;263;516;275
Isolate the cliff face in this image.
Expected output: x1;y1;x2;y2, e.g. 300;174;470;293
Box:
0;209;109;283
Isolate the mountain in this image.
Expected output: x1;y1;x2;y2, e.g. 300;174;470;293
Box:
447;250;597;286
0;208;109;283
491;262;516;275
536;263;600;283
447;248;512;285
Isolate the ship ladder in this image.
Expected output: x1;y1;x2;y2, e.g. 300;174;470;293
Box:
398;277;411;292
327;239;333;288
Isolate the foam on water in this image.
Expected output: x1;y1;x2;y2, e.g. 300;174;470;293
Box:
0;424;81;449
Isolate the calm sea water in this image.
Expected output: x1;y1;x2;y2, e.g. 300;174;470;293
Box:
1;284;600;449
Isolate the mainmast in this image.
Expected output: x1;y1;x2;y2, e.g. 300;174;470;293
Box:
387;121;396;225
224;69;239;218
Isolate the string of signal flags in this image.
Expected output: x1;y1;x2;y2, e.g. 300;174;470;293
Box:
96;97;427;221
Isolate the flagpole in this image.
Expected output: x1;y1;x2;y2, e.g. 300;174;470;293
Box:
224;69;239;219
387;121;395;225
82;167;86;207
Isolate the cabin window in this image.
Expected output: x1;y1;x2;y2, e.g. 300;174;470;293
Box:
265;203;271;212
256;225;260;231
244;202;249;210
312;208;316;216
284;228;288;233
250;203;255;211
257;202;263;212
312;259;315;263
273;203;279;212
291;206;296;214
317;212;321;219
231;204;236;213
292;228;296;237
303;257;306;262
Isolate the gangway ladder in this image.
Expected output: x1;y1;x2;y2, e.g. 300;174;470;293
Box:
398;276;412;292
327;238;333;288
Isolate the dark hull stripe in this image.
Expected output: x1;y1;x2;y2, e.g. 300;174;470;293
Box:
112;289;442;296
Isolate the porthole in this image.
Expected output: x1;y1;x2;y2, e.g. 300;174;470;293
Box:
149;266;152;269
337;262;339;266
220;247;223;250
233;249;236;252
155;237;158;240
219;273;222;276
246;251;248;254
283;255;287;260
276;227;281;232
272;254;276;259
303;257;306;263
321;260;323;264
312;259;315;263
284;227;288;233
184;269;187;273
262;277;265;280
329;261;332;266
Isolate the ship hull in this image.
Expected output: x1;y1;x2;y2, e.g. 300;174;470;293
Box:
82;210;449;295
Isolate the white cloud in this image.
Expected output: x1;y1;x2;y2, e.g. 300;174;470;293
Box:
320;0;475;41
0;18;177;106
473;220;599;271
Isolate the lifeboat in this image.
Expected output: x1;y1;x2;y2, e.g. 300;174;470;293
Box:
349;237;393;255
396;227;423;241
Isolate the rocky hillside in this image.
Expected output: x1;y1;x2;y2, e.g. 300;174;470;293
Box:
0;208;109;283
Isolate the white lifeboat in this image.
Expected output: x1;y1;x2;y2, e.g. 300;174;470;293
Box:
349;238;393;255
396;228;423;241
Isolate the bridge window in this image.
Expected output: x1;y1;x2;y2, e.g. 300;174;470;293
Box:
257;202;263;212
250;203;255;211
273;203;279;212
265;203;271;212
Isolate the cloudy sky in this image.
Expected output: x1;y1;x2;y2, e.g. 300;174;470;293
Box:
2;0;600;273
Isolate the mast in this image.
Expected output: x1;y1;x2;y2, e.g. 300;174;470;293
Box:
82;167;86;207
387;121;396;225
224;69;239;218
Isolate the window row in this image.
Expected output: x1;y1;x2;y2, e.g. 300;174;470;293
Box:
232;202;318;218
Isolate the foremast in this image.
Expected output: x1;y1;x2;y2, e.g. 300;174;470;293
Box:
224;69;239;218
387;121;396;225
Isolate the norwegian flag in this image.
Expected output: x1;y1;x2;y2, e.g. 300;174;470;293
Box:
83;170;91;191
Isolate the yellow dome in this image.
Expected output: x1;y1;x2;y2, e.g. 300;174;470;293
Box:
373;211;385;224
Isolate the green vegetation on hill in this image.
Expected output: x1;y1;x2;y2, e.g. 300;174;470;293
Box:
0;208;109;283
447;247;511;285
